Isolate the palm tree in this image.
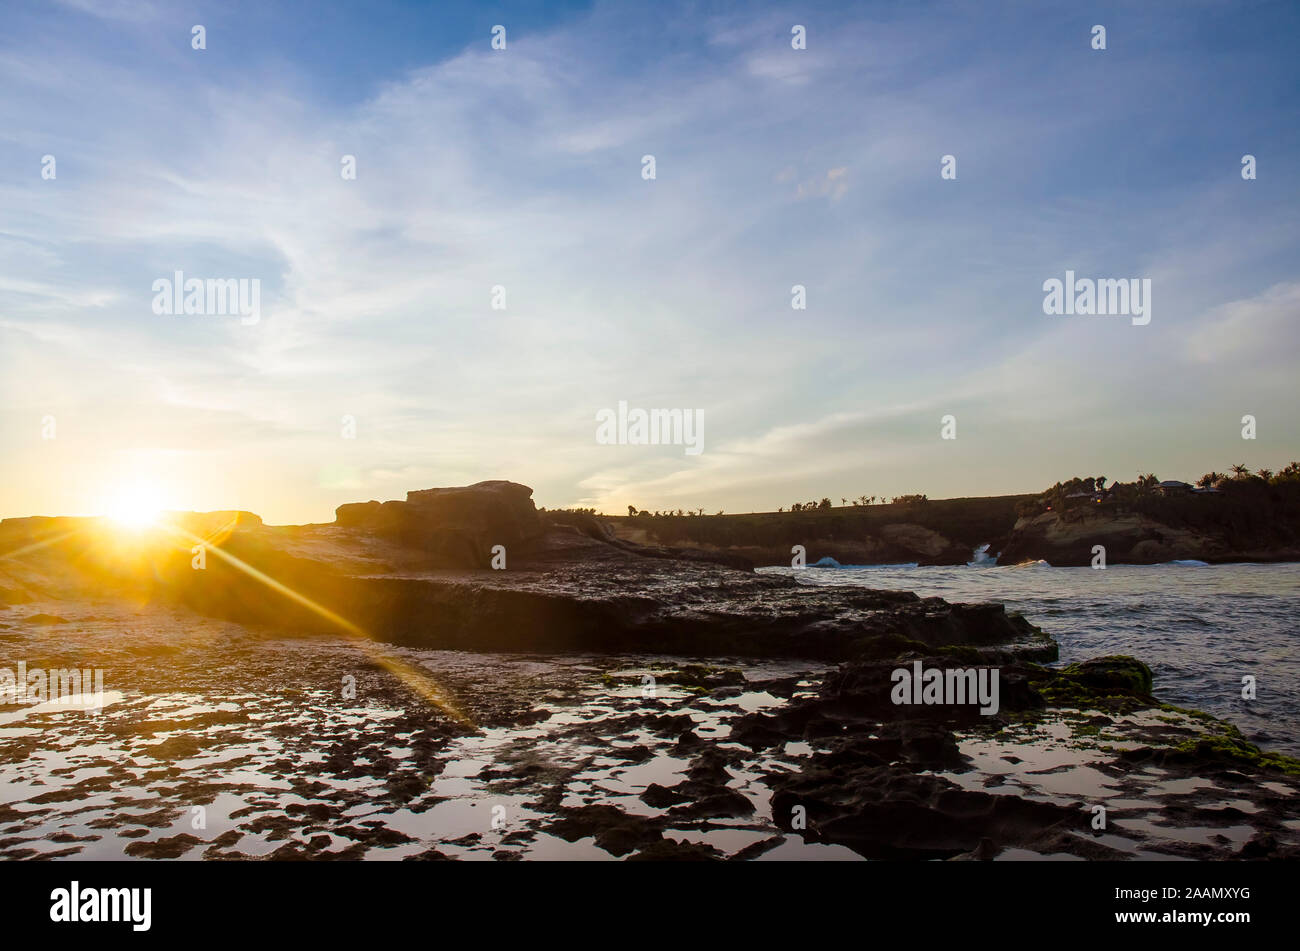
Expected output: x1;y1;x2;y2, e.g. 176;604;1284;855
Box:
1231;464;1250;479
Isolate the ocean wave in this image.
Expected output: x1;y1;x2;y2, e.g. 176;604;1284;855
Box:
810;558;920;569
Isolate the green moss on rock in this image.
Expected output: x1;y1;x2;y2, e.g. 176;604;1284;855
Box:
1028;655;1155;713
936;645;986;664
1172;734;1300;777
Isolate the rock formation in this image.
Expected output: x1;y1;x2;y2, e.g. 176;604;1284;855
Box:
334;480;543;567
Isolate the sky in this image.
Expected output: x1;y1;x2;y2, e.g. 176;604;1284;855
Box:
1;0;1298;524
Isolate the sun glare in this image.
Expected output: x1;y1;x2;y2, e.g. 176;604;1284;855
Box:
103;484;163;529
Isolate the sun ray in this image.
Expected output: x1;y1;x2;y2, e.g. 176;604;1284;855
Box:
0;528;80;563
0;510;476;729
164;523;476;729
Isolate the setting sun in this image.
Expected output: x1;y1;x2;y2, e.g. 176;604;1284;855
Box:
102;483;163;529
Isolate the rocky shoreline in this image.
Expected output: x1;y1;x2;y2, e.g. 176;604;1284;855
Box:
1;481;1297;860
601;491;1300;568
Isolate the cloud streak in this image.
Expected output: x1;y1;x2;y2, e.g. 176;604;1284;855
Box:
1;0;1298;520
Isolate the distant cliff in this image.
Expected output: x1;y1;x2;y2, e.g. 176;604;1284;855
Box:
603;480;1300;567
999;481;1300;566
602;495;1030;567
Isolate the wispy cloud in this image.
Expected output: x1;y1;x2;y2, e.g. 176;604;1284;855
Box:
1;0;1298;520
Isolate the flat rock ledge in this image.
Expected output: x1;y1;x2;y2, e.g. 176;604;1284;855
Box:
6;480;1298;861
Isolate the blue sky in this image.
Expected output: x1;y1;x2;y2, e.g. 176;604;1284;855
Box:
2;0;1298;523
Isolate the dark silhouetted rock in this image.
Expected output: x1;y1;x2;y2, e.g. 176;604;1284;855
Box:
335;480;543;567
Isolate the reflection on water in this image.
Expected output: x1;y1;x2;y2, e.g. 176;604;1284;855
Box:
0;648;865;860
3;582;1296;861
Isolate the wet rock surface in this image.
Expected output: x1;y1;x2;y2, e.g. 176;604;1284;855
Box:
748;650;1300;860
1;483;1297;860
1;599;1296;861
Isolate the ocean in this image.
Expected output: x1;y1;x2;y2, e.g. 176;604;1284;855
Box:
762;560;1300;756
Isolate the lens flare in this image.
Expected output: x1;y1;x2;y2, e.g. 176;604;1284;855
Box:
103;484;162;529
